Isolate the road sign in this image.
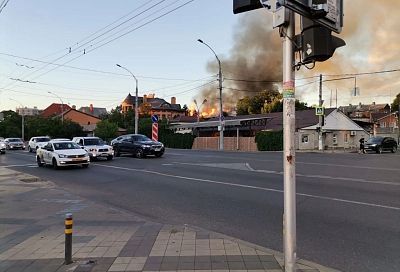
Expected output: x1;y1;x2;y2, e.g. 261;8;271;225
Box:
151;114;159;123
152;123;158;142
279;0;343;33
315;107;324;116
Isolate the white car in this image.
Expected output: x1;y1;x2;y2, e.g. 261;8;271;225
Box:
36;140;90;169
0;140;6;154
28;136;51;152
72;137;114;161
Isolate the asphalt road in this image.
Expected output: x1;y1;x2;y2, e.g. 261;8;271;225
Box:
1;149;399;272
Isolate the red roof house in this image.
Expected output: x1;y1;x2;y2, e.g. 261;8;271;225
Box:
41;103;71;118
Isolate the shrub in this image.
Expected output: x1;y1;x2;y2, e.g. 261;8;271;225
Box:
255;131;283;151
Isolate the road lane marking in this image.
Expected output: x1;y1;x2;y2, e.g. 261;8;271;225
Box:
172;162;400;187
1;164;37;168
167;152;400;172
92;163;400;212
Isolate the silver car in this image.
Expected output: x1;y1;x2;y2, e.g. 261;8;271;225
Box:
4;138;25;150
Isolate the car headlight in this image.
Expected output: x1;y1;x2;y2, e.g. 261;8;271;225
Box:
370;144;377;147
89;148;96;152
58;154;68;158
141;144;151;148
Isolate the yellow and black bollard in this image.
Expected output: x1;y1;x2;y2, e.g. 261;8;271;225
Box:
64;213;73;265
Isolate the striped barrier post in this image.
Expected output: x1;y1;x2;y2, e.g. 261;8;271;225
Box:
152;123;158;142
64;213;73;265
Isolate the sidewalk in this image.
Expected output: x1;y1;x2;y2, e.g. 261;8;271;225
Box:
0;168;340;272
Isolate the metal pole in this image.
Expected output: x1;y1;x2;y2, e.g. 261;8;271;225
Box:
398;103;400;144
282;10;296;272
218;61;224;150
135;78;139;134
48;92;64;124
21;113;24;141
197;39;224;150
116;64;139;134
318;74;323;151
64;213;73;265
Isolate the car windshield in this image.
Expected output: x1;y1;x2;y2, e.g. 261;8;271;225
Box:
84;138;104;145
36;137;50;142
366;137;383;144
8;138;22;142
53;142;81;150
136;135;151;142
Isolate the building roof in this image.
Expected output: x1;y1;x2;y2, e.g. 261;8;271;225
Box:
170;109;336;131
41;103;71;118
339;103;390;114
78;106;107;118
122;94;184;112
301;109;366;131
60;108;101;121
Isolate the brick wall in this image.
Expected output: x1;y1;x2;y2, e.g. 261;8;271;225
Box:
192;137;258;152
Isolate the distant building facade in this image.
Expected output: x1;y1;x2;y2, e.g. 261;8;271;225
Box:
121;93;186;120
78;104;107;118
16;106;40;116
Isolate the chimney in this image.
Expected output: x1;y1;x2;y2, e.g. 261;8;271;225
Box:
143;95;147;103
372;101;376;105
171;97;176;105
72;105;76;110
90;104;94;113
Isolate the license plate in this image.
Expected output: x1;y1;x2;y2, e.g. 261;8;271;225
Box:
154;148;161;152
72;158;83;162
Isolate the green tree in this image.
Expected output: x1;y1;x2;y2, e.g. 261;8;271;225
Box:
94;120;118;140
0;110;22;138
237;97;251;115
391;93;400;112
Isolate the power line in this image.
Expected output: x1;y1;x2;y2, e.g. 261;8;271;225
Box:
0;52;212;81
16;0;196;83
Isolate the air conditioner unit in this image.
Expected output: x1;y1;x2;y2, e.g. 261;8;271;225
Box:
350;131;357;136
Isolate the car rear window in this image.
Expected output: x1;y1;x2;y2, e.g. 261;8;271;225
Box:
36;137;50;142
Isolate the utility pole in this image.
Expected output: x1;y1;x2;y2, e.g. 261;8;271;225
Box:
318;74;324;151
282;10;297;272
398;103;400;144
10;98;25;141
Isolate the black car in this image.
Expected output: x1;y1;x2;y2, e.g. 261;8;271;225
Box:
364;136;397;153
112;134;164;158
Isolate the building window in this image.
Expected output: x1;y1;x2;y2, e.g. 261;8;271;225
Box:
333;134;338;145
301;135;309;143
344;133;348;143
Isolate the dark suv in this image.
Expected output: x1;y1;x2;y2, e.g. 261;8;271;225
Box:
364;136;397;153
112;134;164;158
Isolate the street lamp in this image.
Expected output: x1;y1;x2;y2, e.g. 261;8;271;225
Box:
197;39;224;150
9;98;25;141
193;99;207;123
116;64;139;134
47;91;64;124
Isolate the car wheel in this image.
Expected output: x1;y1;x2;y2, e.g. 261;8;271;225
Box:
114;147;121;157
391;146;397;153
135;149;144;159
52;158;59;169
82;164;89;168
376;146;383;154
37;156;44;167
28;146;32;153
107;155;113;161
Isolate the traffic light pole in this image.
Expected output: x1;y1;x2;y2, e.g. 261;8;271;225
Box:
282;10;297;272
319;74;323;150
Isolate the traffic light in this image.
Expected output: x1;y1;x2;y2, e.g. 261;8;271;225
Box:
298;17;345;64
233;0;263;14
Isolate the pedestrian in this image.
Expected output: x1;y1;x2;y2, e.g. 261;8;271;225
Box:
359;137;365;153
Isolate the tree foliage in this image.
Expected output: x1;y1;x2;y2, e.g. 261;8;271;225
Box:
236;90;310;115
94;120;118;140
0;111;22;138
391;93;400;112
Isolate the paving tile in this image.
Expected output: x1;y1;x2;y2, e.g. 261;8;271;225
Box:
262;261;282;270
126;262;145;271
211;261;229;270
179;256;195;263
228;261;246;270
160;261;178;270
243;255;261;262
226;255;243;262
178;262;195;270
258;255;276;262
244;261;264;270
108;263;128;271
143;262;161;271
146;256;163;264
195;261;211;270
162;256;179;263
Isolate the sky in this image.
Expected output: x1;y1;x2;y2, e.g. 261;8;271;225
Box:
0;0;399;114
